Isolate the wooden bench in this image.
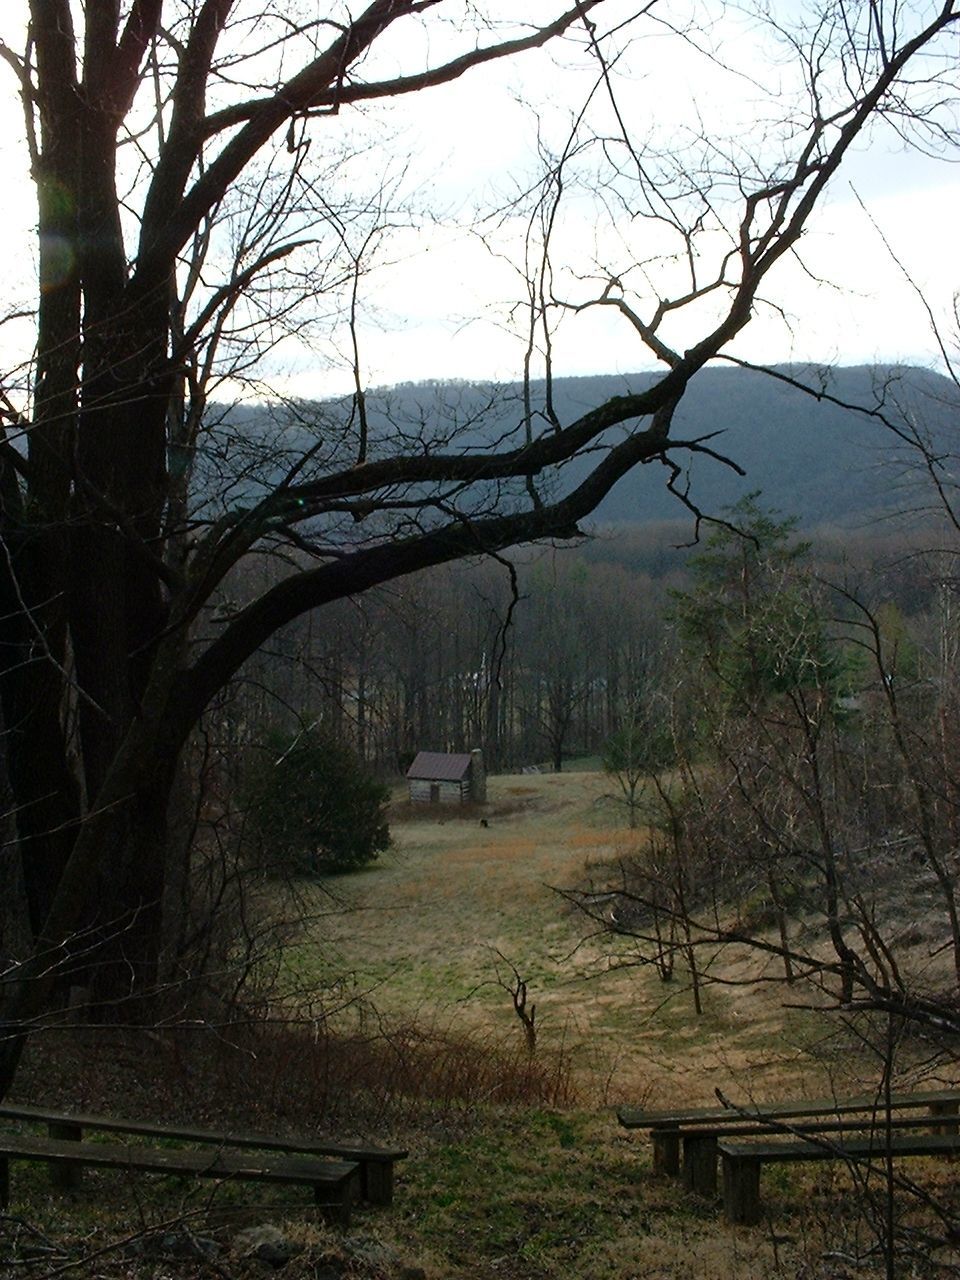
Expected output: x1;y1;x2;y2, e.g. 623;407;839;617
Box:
719;1131;960;1225
0;1131;359;1223
618;1088;960;1183
680;1112;958;1197
0;1103;407;1209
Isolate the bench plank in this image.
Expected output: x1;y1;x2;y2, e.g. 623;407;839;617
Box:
682;1112;960;1197
719;1132;960;1225
722;1132;960;1162
619;1088;960;1130
0;1132;359;1223
0;1103;406;1205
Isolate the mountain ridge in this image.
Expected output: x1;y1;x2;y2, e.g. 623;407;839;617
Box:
210;363;958;531
488;362;958;528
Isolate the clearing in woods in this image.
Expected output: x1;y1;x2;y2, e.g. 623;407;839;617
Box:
303;768;851;1109
290;769;960;1277
11;769;958;1280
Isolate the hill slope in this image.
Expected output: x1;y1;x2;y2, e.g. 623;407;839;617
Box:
211;363;958;531
559;363;957;526
347;364;960;527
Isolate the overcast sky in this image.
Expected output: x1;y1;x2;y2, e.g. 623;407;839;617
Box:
0;2;957;399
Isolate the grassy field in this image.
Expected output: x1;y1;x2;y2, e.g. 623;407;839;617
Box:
8;768;959;1279
298;769;841;1111
280;769;959;1279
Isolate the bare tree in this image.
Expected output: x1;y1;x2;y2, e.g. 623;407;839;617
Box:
574;529;960;1035
0;1;958;1099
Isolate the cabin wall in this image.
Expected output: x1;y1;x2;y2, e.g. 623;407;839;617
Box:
408;778;470;805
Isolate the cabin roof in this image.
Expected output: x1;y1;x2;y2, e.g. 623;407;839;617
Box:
406;751;473;781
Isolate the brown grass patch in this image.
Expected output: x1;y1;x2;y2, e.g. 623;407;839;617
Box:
440;838;538;863
565;826;628;848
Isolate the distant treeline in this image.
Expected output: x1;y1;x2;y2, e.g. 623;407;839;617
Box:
197;363;958;773
211;513;954;775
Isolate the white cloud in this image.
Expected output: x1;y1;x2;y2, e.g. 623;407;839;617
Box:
0;2;957;400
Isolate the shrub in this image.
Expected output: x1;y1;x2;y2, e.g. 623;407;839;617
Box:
242;728;390;874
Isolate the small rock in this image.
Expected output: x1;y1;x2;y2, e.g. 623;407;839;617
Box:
315;1251;347;1275
129;1231;220;1260
234;1224;303;1269
326;1235;424;1278
344;1234;404;1271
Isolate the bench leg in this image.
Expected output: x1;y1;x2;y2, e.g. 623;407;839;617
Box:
362;1161;393;1207
930;1101;959;1137
48;1122;83;1191
314;1185;350;1228
683;1134;718;1197
722;1153;762;1226
316;1172;357;1227
0;1155;8;1208
652;1130;681;1177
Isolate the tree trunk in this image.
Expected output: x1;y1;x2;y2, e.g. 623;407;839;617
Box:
0;0;84;942
0;663;188;1097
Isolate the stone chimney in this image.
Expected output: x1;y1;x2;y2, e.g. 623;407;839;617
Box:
470;748;486;804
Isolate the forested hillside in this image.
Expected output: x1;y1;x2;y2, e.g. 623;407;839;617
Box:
224;516;953;776
208;363;958;774
212;364;957;530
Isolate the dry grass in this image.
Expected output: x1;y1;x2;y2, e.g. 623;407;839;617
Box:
9;768;960;1279
294;769;843;1111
